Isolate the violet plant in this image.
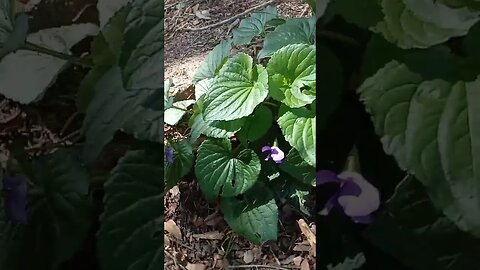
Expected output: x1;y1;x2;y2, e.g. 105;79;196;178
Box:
164;3;316;244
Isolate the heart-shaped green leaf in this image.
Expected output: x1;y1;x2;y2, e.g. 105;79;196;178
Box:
192;39;232;83
119;0;163;90
203;53;269;121
237;105;273;142
258;17;315;59
0;150;92;270
165;99;195;125
358;60;480;236
122;104;163;143
371;0;480;49
232;5;277;46
221;182;278;244
278;108;316;167
195;139;261;201
267;43;316;108
165;140;194;189
82;67;154;163
279;148;315;185
97;149;163;270
189;96;245;142
0;24;98;104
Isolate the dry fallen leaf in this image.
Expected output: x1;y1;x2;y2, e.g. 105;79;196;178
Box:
301;258;310;270
164;219;182;240
243;250;254;264
195;9;211;20
186;263;206;270
192;231;224;240
280;255;295;265
297;219;316;257
293;244;310;252
293;256;303;266
164;235;171;247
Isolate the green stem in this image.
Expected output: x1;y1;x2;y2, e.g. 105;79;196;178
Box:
263;101;279;107
232;143;243;157
21;41;94;68
317;30;361;47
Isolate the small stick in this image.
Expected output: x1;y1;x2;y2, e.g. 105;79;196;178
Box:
60;112;80;136
227;265;290;270
183;0;275;31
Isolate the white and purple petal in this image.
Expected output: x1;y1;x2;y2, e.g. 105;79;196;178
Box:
336;171;380;218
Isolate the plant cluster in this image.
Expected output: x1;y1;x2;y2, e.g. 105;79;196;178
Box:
164;3;316;244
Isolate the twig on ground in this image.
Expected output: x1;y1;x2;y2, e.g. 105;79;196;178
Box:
269;246;281;266
227;265;290;270
60;112;80;136
165;250;187;270
183;0;276;31
167;236;196;251
72;3;95;22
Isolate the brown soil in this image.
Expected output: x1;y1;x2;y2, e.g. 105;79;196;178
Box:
164;0;316;269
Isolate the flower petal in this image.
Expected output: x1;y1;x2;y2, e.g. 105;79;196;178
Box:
261;146;271;152
337;171;380;217
270;146;285;162
2;174;28;223
165;147;174;164
316;170;342;185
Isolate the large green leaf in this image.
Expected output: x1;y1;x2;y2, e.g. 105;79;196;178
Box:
0;0;28;58
439;0;480;9
237;105;273;142
371;0;480;49
331;0;383;28
317;44;344;128
97;149;163;270
0;24;98;104
82;67;153;164
279;148;315;185
0;13;28;59
189;96;245;142
0;150;92;270
358;60;480;236
122;101;163;143
232;5;277;46
165;140;194;189
0;0;13;45
221;182;278;244
97;0;131;28
195;139;261;201
192;39;232;83
77;8;128;112
119;0;163;90
164;99;195;125
194;77;214;100
258;17;316;59
366;176;480;270
202;53;269;121
278;108;316;167
360;34;465;83
267;43;316;108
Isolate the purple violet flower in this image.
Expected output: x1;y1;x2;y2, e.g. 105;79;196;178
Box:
2;173;28;224
317;170;380;224
262;146;285;164
165;147;174;165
